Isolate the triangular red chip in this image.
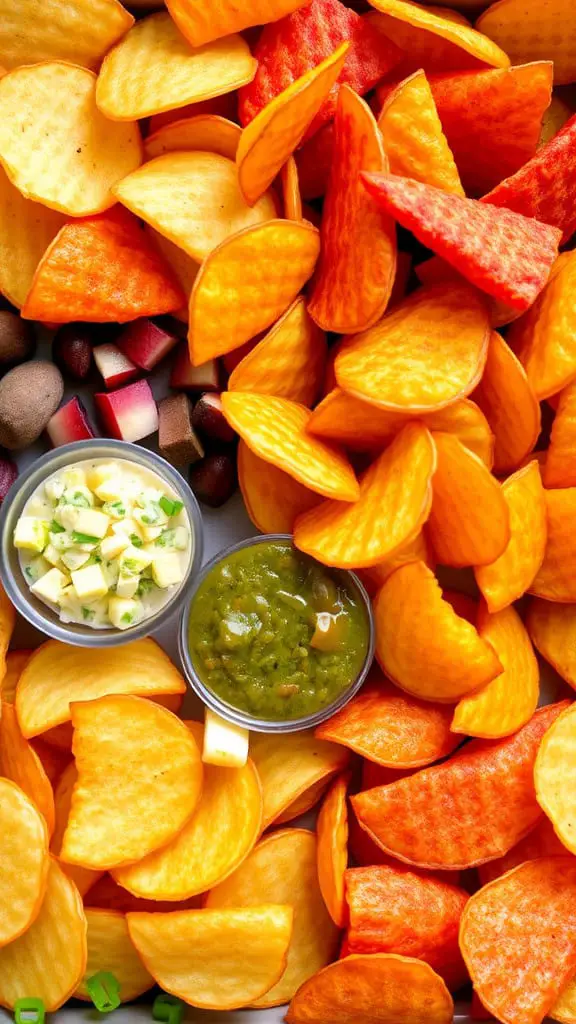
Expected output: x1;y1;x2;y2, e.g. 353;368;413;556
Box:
21;207;185;323
362;172;561;313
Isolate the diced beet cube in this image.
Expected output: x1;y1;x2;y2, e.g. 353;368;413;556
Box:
158;394;204;467
190;453;237;507
0;454;18;502
95;380;159;443
170;344;220;392
192;393;236;444
93;343;139;390
46;397;96;447
117;318;178;371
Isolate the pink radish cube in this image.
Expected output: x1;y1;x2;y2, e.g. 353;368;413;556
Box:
170;344;220;392
95;379;159;443
93;343;139;390
47;397;95;447
117;318;178;371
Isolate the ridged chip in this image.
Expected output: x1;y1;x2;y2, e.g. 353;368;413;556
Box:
535;703;576;856
75;910;154;1003
144;115;241;162
477;0;576;84
528;599;576;692
0;703;55;837
317;777;350;929
473;330;540;473
478;817;568;887
52;764;103;899
529;488;576;601
0;778;49;949
238;441;320;534
0;168;65;309
167;0;310;48
0;0;133;71
357;531;435;596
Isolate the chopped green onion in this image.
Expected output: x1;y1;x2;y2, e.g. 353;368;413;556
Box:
50;520;66;534
159;496;184;517
72;531;100;545
82;607;95;622
155;529;175;548
137;578;156;597
121;612;133;624
130;534;143;548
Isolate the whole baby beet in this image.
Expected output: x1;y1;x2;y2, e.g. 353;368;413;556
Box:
0;361;64;450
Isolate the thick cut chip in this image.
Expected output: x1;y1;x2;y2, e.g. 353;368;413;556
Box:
32;740;70;787
76;910;154;1002
427;432;510;567
0;63;141;216
530;489;576;602
357;531;435;597
460;858;576;1024
146;229;198;322
236;43;348;206
238;441;320;534
85;875;202;914
52;764;103;898
286;953;454;1024
114;152;275;262
250;730;350;829
374;560;502;702
477;0;576;85
275;778;332;825
207;829;340;1005
536;704;576;856
415;254;519;328
22;207;185;324
293;421;436;568
221;393;358;501
60;696;202;870
0;704;55;837
316;670;460;767
0;0;133;71
308;85;396;334
0;779;49;948
317;778;350;929
97;13;256;121
451;604;539;739
473;331;540;473
478;817;569;887
17;638;185;738
188;220;320;364
127;905;293;1009
545;381;576;487
0;650;32;705
528;600;576;691
148;93;239;134
377;70;463;195
352;703;567;870
229;297;327;406
144;115;241;162
167;0;310;47
0;168;66;309
335;282;490;413
113;721;261;899
0;857;86;1011
282;157;302;221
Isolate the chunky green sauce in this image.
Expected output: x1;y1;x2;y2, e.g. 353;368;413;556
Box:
188;542;370;721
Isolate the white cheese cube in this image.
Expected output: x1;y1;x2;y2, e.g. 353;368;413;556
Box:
151;553;183;589
23;556;51;585
14;518;49;553
203;710;249;768
44;476;65;503
100;533;130;560
108;596;143;630
31;567;69;605
53;505;81;532
72;509;110;539
61;548;91;571
43;543;63;568
119;546;153;576
87;463;119;493
116;572;140;599
71;564;109;601
111;518;140;539
62;467;87;489
140;524;163;542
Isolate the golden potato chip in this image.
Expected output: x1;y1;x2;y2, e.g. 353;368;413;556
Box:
0;583;15;683
317;776;349;929
97;13;256;121
544;380;576;488
207;829;340;1006
188;219;320;363
535;703;576;854
529;488;576;601
32;739;70;787
0;167;66;309
477;0;576;84
0;778;49;948
147;228;198;322
528;600;576;691
229;297;327;406
335;282;490;412
0;0;133;71
274;777;331;825
294;421;436;568
357;530;435;596
0;63;142;216
52;764;104;898
61;696;203;870
0;649;31;705
167;0;309;48
282;156;303;221
76;910;154;1003
0;857;86;1011
238;441;320;534
113;721;261;900
127;904;293;1009
250;730;350;829
16;638;186;738
144;114;241;161
221;392;359;500
0;703;55;837
237;43;348;206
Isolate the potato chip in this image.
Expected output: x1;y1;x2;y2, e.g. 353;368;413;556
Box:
282;157;303;221
207;829;340;1005
296;122;334;200
61;696;202;870
127;904;293;1009
0;168;66;309
0;63;141;216
0;703;55;836
473;331;540;473
535;703;576;855
356;529;435;597
528;599;576;692
51;764;104;898
167;0;310;48
0;584;15;682
16;638;185;738
415;254;519;328
294;421;436;568
75;910;154;1003
148;92;239;134
146;228;198;322
229;297;327;406
317;777;349;928
552;975;576;1024
32;740;70;787
238;441;320;534
0;857;86;1010
335;282;490;413
274;778;332;825
374;560;502;703
236;43;348;206
144;114;241;161
451;604;539;739
478;817;569;887
352;702;568;870
221;392;359;500
85;874;202;914
460;858;576;1024
0;778;49;948
0;0;134;71
545;381;576;487
529;488;576;601
477;0;576;85
286;953;454;1024
250;730;350;829
188;219;320;364
0;649;31;705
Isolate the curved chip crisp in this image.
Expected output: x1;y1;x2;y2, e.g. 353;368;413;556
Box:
52;764;103;899
0;857;86;1011
374;560;502;703
528;600;576;691
478;817;569;887
296;122;334;201
147;228;198;322
75;910;154;1003
229;297;327;406
294;421;436;568
0;703;55;837
0;0;133;71
275;779;332;826
167;0;310;48
353;703;568;871
477;0;576;85
308;85;396;335
0;778;49;949
451;604;539;739
335;282;490;413
250;730;350;829
85;873;202;914
238;441;320;534
316;670;460;768
0;649;31;706
188;220;320;364
61;696;203;870
317;777;349;928
530;488;576;602
0;167;66;309
356;530;435;597
144;115;241;162
286;953;454;1024
127;904;294;1010
473;331;541;473
282;157;302;221
206;829;340;1005
535;704;576;855
415;254;519;328
221;392;358;500
460;858;576;1024
545;381;576;488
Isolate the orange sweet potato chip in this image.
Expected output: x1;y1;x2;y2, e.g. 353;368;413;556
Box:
221;392;359;500
0;703;55;837
51;764;103;898
460;858;576;1024
473;331;540;474
294;421;436;568
238;441;320;534
535;704;576;856
374;560;502;703
335;282;490;413
0;167;66;309
528;599;576;691
206;829;340;1006
352;702;568;870
229;296;327;406
545;381;576;487
75;909;154;1003
478;817;569;887
356;530;435;597
308;84;396;334
144;114;241;162
451;603;539;739
415;254;519;328
317;775;350;928
282;157;303;221
477;0;576;85
167;0;310;48
529;488;576;601
0;778;49;948
188;220;320;364
0;649;32;705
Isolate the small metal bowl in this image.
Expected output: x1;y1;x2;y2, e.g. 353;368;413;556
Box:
0;439;204;647
178;534;375;734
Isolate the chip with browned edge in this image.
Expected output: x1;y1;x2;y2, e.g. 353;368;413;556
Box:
0;778;49;949
238;441;320;534
473;331;541;473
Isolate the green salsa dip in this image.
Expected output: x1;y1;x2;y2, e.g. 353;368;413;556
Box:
188;541;371;721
